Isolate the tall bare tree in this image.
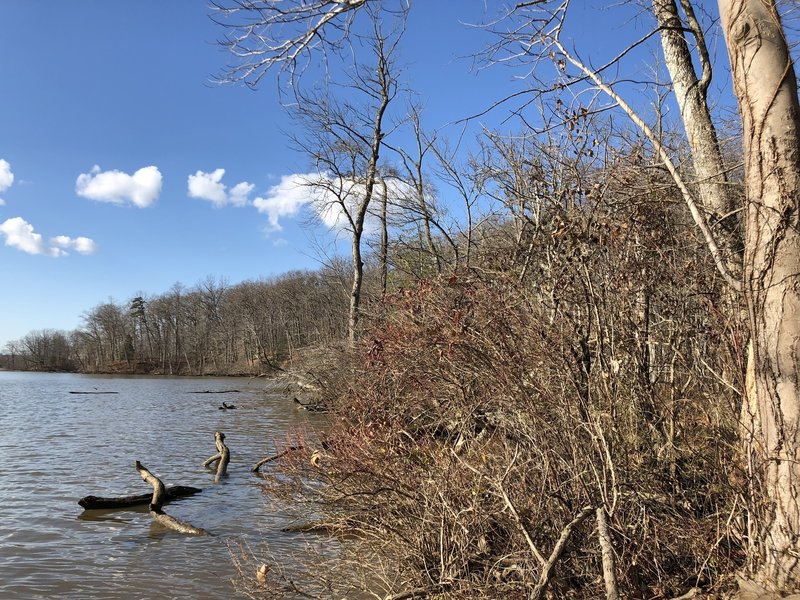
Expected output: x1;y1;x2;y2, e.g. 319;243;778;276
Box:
216;1;402;345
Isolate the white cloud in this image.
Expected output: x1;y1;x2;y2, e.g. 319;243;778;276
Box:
50;235;97;255
229;181;255;206
0;159;14;206
0;217;96;257
253;172;414;234
0;159;14;193
0;217;47;255
187;169;254;207
253;172;323;231
76;165;162;208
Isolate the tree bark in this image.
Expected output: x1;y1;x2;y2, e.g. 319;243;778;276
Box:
719;0;800;590
347;34;392;346
380;177;389;296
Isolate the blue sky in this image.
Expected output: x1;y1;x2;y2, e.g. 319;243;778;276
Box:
0;1;721;349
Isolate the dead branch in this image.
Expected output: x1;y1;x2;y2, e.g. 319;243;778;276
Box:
530;505;594;600
203;431;230;482
135;461;207;535
596;506;620;600
251;445;305;473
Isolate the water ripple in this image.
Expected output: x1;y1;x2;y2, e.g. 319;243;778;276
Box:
0;371;324;598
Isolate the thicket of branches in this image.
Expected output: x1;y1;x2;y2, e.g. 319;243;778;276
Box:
238;128;750;598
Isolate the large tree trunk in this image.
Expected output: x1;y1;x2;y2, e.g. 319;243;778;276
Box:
654;0;742;268
654;0;734;222
719;0;800;590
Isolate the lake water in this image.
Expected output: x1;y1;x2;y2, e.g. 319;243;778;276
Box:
0;371;326;599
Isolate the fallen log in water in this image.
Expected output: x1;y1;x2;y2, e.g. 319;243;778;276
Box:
78;485;202;509
135;461;208;535
251;445;305;473
69;391;119;395
202;431;230;482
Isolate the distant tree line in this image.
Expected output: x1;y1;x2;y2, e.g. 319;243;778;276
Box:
2;267;351;375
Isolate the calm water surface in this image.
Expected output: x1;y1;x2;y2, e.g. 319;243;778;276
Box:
0;371;326;599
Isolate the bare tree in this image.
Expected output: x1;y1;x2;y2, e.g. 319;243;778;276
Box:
285;7;403;344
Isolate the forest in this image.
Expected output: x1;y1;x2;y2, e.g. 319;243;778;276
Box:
1;268;350;374
7;0;800;598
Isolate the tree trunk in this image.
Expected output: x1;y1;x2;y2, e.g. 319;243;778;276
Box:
653;0;741;258
349;231;365;346
719;0;800;590
380;177;388;296
346;38;391;346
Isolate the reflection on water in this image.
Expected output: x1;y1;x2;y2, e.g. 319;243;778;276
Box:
0;371;324;599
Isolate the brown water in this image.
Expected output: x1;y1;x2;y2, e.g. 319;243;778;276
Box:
0;371;326;599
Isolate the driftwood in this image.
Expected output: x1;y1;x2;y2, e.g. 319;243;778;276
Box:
135;461;207;535
202;431;230;482
218;401;237;410
190;389;241;394
69;391;118;395
251;445;304;473
78;485;201;509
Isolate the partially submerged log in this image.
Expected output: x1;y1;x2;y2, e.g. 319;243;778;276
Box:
79;485;202;510
135;461;207;535
70;391;118;395
202;431;230;482
251;445;304;473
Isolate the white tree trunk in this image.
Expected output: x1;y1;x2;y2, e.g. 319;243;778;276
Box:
654;0;735;229
719;0;800;590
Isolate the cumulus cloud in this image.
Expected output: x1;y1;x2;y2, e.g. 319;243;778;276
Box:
0;159;14;205
0;217;96;257
0;159;13;192
76;165;162;208
252;172;323;231
50;235;97;255
0;217;46;255
187;168;254;207
253;172;414;234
